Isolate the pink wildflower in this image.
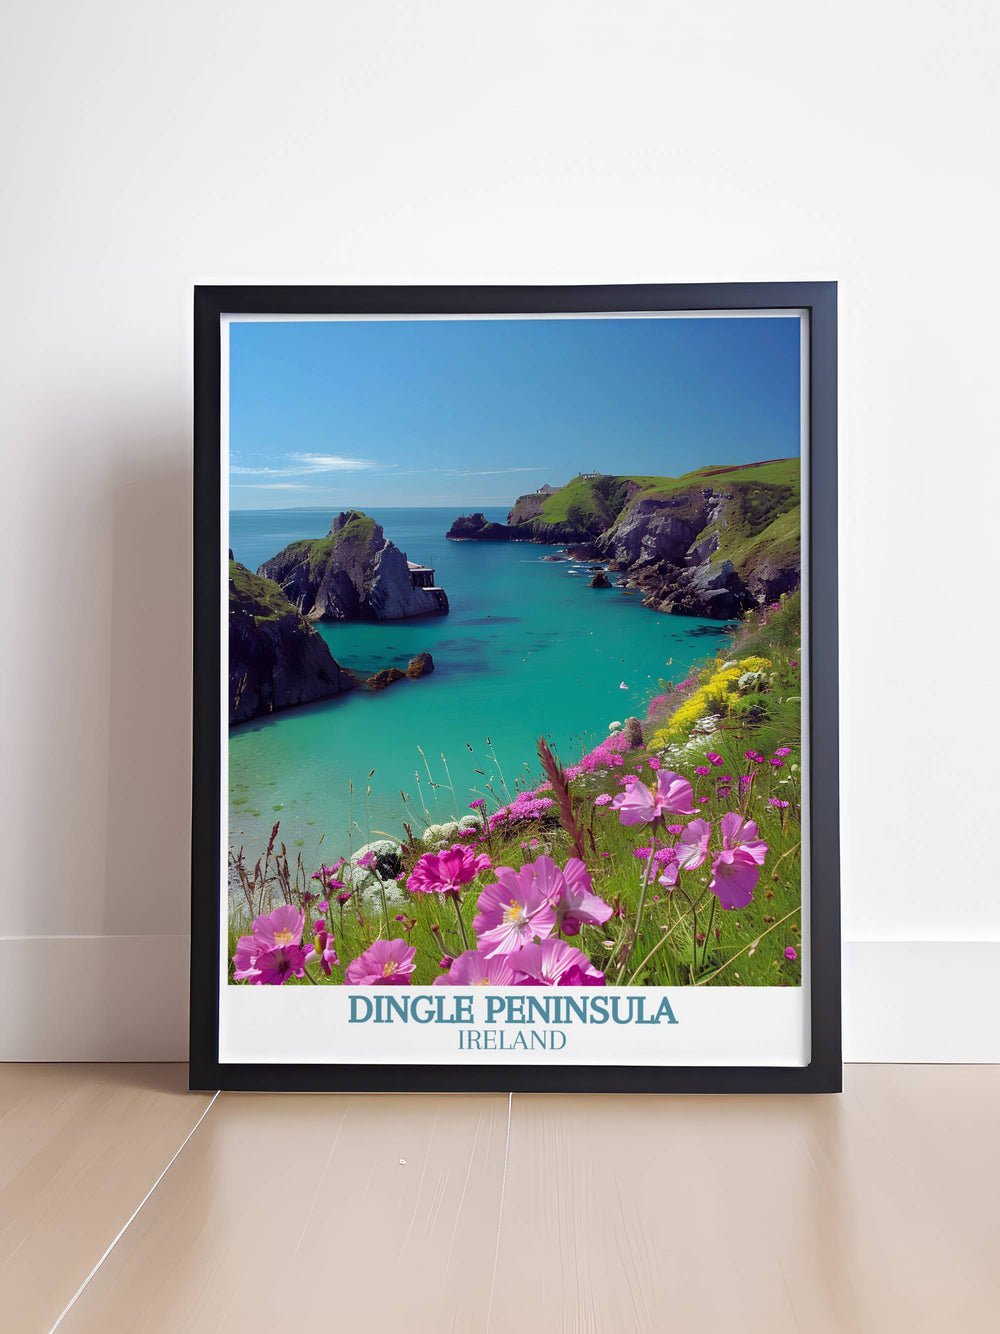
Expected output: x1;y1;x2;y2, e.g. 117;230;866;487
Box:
676;818;712;870
512;938;606;986
775;747;791;757
594;793;613;807
305;929;340;977
251;904;305;949
407;846;491;897
472;861;557;957
709;849;762;910
695;765;711;776
433;948;527;986
488;790;555;830
563;731;631;781
648;756;661;770
785;946;798;961
706;752;723;766
611;770;696;827
344;938;416;985
720;812;769;865
545;856;612;936
233;935;262;981
657;861;680;888
253;943;309;984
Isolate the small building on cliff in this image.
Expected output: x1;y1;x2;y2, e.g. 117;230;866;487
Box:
406;561;437;589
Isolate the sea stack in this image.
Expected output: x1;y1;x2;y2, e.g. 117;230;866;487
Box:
446;512;516;540
258;511;449;621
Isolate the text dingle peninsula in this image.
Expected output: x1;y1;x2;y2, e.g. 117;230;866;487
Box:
348;991;679;1051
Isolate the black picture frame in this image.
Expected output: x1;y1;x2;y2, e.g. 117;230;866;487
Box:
191;282;840;1094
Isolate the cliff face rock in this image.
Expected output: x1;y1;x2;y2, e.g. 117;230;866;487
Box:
643;559;749;619
506;493;547;526
600;495;710;566
229;561;356;726
258;511;449;621
599;471;799;617
446;512;516;541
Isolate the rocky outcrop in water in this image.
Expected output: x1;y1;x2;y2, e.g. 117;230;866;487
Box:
588;570;611;588
366;667;406;691
229;561;357;725
259;511;449;621
362;651;435;691
446;512;517;541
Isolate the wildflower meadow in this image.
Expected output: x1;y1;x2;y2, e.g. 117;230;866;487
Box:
229;593;802;988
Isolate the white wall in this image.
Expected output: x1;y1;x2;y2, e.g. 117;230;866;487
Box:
1;0;997;1061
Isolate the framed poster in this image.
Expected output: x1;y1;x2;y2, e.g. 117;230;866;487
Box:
191;282;840;1093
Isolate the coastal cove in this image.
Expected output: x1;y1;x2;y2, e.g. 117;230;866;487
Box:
228;507;733;861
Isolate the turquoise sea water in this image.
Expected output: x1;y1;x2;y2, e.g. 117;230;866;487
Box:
228;508;732;859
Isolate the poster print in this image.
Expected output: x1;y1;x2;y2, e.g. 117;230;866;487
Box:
191;284;840;1093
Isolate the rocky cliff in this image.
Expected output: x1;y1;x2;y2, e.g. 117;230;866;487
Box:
258;511;449;621
229;561;357;725
446;461;800;619
598;467;800;616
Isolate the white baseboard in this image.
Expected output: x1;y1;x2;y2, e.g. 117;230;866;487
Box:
0;936;996;1064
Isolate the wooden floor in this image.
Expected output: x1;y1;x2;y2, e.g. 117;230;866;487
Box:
1;1066;997;1333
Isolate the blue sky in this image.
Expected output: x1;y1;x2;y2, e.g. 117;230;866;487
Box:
228;316;801;509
